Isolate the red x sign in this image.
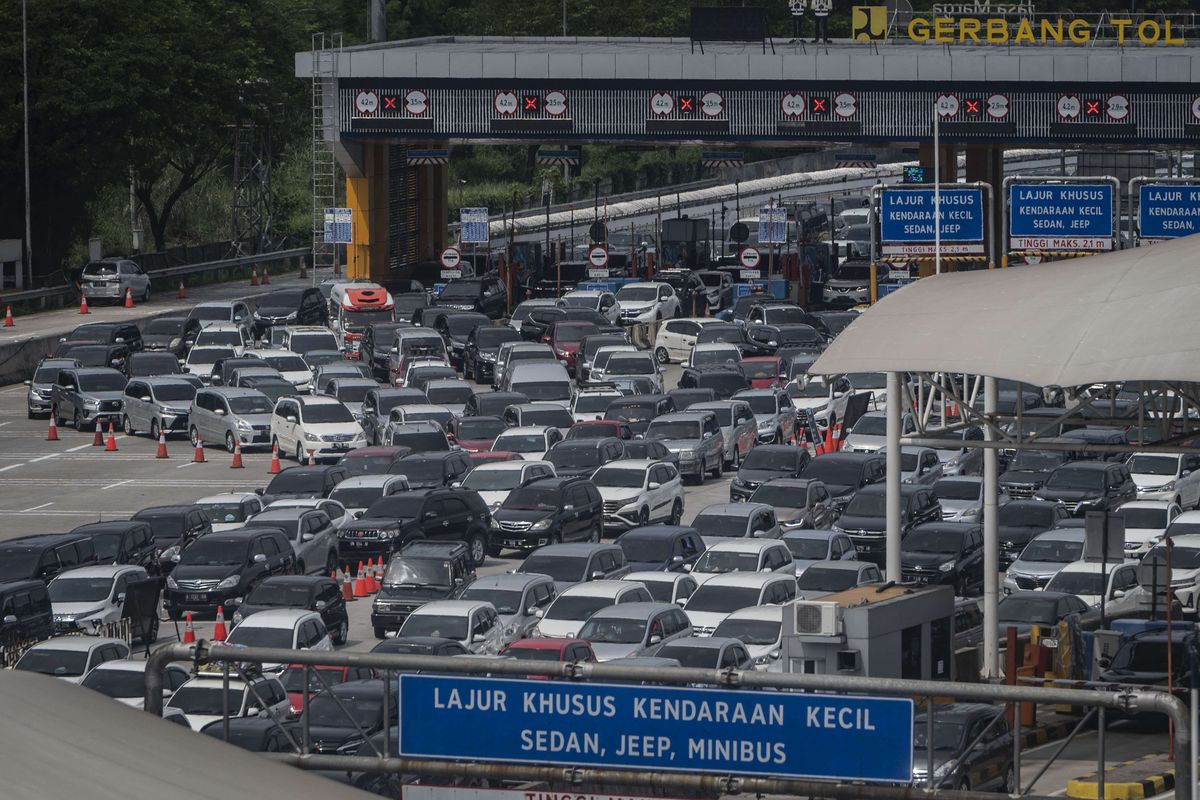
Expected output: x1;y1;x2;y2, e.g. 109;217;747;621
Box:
383;96;397;110
680;97;694;112
524;96;539;111
1085;100;1100;115
812;97;827;113
964;99;980;114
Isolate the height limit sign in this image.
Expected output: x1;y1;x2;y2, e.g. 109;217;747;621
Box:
323;208;352;244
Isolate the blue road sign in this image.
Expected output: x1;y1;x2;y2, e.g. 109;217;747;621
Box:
397;674;914;783
323;208;352;244
460;207;490;243
879;188;984;254
1139;184;1200;239
757;206;788;245
1009;183;1114;251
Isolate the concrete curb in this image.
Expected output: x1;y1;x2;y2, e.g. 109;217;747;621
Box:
1066;755;1175;800
1021;719;1073;748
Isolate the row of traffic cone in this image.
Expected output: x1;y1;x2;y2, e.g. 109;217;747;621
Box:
180;608;228;644
249;267;270;286
333;558;386;601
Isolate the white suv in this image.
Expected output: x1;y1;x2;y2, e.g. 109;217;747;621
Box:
653;318;723;364
270;395;366;462
591;459;685;533
616;282;680;324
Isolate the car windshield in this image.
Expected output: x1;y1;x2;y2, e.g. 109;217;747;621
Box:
188;348;235;365
79;374;127;392
1117;507;1167;529
783;536;828;559
88;532;124;562
440;281;482;300
1146;545;1200;570
49;576;115;603
692;550;759;574
168;684;241;716
305;693;384;728
494;433;546;453
303;403;356;424
520;555;587;583
653;644;719;669
844;493;886;517
934;482;979;501
394;295;427;313
268;471;325;493
913;721;965;751
364;496;426;519
459;588;523;615
1047;571;1103;596
605;403;657;424
515;383;572;403
1045;467;1105;490
428;385;473;405
16;649;89;677
765;308;809;325
575;394;619;413
698;406;732;425
903;530;963;554
445;316;486;336
561;295;600;310
646;421;701;440
579;616;648;644
291;333;338;352
1019;538;1084;564
196;331;242;347
607;357;654;376
34;366;67;382
742;449;796;471
81;667;145;697
401;614;468;639
750;485;803;508
798;567;864;592
153;384;196;402
457;470;520;493
245;582;314;607
138;515;184;541
1010;450;1069;471
503;487;560;511
592;468;645;489
260;355;307;373
713;618;779;646
1127;455;1178;476
789;381;828;399
741;395;780;416
999;597;1061;624
226;626;296;649
999;504;1056;527
260;291;303;308
691;514;747;537
553;324;598;344
478;328;520;348
396;460;448;484
383;559;452;588
833;265;870;281
547;448;603;469
803;460;865;486
228;395;275;415
280;667;348;693
334;385;372;404
1109;640;1189;673
617;287;657;302
545;595;617;621
851;416;887;436
457;419;506;440
181;539;248;567
145;318;184;335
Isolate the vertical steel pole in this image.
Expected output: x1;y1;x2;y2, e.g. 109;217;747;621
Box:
22;0;33;287
886;372;902;581
222;660;231;742
1191;688;1198;800
1098;707;1107;800
1013;700;1022;792
926;700;935;789
303;664;311;754
933;103;941;276
383;669;392;758
983;375;1000;679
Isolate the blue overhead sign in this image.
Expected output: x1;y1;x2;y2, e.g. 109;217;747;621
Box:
460;207;490;243
1138;184;1200;240
1009;183;1114;251
397;674;914;783
879;188;984;255
758;206;788;245
323;207;352;244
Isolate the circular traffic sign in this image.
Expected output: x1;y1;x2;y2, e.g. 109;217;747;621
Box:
935;93;960;119
650;92;674;116
440;247;462;269
738;247;761;268
588;221;607;243
701;91;725;117
404;89;429;116
355;90;379;116
1106;94;1130;121
493;91;517;116
729;222;751;243
1056;95;1081;120
545;90;568;116
986;93;1010;120
781;92;806;118
834;92;858;119
1192;96;1200;122
588;246;609;268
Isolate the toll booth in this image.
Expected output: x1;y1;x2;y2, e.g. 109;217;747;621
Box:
782;585;956;680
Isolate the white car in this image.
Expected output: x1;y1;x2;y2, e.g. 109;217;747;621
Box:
604;351;664;394
653;318;723;365
1045;559;1141;617
712;604;785;671
786;374;851;429
509;298;559;334
399;600;508;654
587;345;639;384
684;342;742;369
184;346;236;383
1130;533;1200;614
167;672;290;731
615;282;680;324
275;325;341;356
622;571;700;605
1127;452;1200;508
223;609;333;670
1118;500;1182;556
592;459;686;533
194;322;251;356
492;425;564;461
193;492;266;532
328;475;409;518
245;349;312;392
270;394;366;463
686;539;795;585
571;387;624;422
682;572;798;636
841;410;916;453
47;565;152;638
265;497;352;529
560;290;621;324
531;581;653;639
80;658;192;708
460;461;556;511
14;636;130;683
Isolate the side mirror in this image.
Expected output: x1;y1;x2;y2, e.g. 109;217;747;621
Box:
472;633;486;644
3;614;17;625
227;597;244;607
1099;657;1111;669
648;481;661;490
214;407;226;416
22;380;30;386
254;488;264;496
354;510;364;519
532;607;544;618
253;553;267;564
114;593;126;605
648;634;662;645
315;600;327;610
286;415;298;424
671;555;684;563
590;570;605;580
675;598;688;606
681;563;692;572
423;511;438;520
301;532;315;542
1112;589;1126;599
769;649;781;661
140;395;152;402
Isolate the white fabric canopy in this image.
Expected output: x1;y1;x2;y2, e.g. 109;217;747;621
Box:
811;233;1200;387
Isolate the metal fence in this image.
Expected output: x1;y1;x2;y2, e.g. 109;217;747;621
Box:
1;618;131;669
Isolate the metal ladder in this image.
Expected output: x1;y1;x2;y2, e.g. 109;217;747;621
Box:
311;32;342;278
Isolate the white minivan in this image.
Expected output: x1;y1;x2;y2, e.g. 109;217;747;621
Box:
503;361;574;409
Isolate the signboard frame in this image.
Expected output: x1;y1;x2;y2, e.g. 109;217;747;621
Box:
1002;176;1119;256
460;208;490;244
1131;176;1200;242
323;207;353;244
878;186;986;256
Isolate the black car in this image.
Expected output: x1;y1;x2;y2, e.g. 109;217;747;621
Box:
620;438;679;465
1098;628;1194;696
239;375;294;404
251;288;326;337
228;575;350;645
370;636;470;656
999;446;1072;497
666;387;717;411
201;717;302;752
434;275;507;319
338;488;493;566
463;390;528;418
729;444;813;501
55;341;131;371
392;291;430;324
360;388;427;446
261;465;351;502
63;322;144;352
392;451;474;490
210;356;266;388
131;504;213;573
615;525;704;572
0;580;54;642
800;451;888;511
996;590;1087;638
463;325;522;384
604;395;676;437
435;311;491;367
0;534;98;584
520;306;568;342
545;438;626;479
361;322;412;380
124;351;182;378
745;323;825;356
490;476;604;554
900;523;985;596
141;316;188;356
370;540;475;638
996;500;1073;569
836;483;942;567
678;365;751;399
163;528;295;618
696;322;771;356
809;310;859;341
913;703;1014;792
303;679;397;754
578;333;629;383
1033;461;1137;516
70;520;159;573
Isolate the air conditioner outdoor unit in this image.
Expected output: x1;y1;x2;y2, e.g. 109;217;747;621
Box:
793;600;842;636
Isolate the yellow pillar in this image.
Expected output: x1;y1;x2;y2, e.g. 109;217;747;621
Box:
345;142;389;282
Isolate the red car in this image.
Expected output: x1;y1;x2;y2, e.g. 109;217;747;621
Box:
279;663;378;716
543;321;601;373
469;450;524;464
501;638;597;676
739;356;785;389
447;415;508;453
564;419;634;441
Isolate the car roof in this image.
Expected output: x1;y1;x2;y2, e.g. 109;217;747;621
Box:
806;561;870;572
529;543;619;555
411;600;493;616
620;525;695;540
1165;534;1200;546
335;475;401;488
782;529;838;541
1120;500;1177;511
465;573;550;591
232;608;319;627
696;502;767;519
698;572;789;588
658;636;738;650
556;580;634;598
51;565;140;581
596;459;656;471
250;509;307;521
497;426;554;436
472;461;549;473
707;539;781;553
1032;528;1086;542
723;604;785;622
589;602;679;618
295;395;343;406
624;571;688;584
27;637;126;652
506;637;587;650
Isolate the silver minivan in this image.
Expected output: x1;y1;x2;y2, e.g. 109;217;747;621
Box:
690;399;758;469
121;377;198;439
503;361;573;409
189;387;276;452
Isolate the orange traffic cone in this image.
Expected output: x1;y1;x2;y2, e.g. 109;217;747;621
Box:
193;438;206;463
830;423;843;452
93;420;104;446
155;431;169;459
3;306;13;327
250;268;259;287
353;566;367;598
268;443;281;474
366;558;379;592
182;612;196;644
230;441;244;469
79;295;90;314
213;607;228;642
261;267;270;285
124;287;134;308
46;417;59;441
307;449;316;467
105;422;118;451
177;280;186;299
822;424;834;456
341;572;355;602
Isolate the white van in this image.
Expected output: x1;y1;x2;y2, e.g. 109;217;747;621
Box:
503;361;573;409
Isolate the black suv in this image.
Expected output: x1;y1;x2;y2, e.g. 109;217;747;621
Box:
462;325;522;384
800;451;887;511
677;365;751;399
433;275;507;319
392;451;474;490
0;534;98;584
997;500;1073;569
125;351;183;378
729;444;812;501
164;528;295;618
900;522;985;596
71;520;159;573
489;476;604;555
999;445;1071;499
63;322;144;352
545;439;626;479
0;580;54;643
229;575;350;645
141;316;187;356
132;505;214;573
250;288;326;337
837;483;942;566
1033;461;1137;517
361;322;412;380
370;541;476;639
337;488;493;566
261;465;351;502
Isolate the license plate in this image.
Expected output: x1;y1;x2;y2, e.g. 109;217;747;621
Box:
186;593;206;602
332;443;350;450
348;540;366;548
854;545;868;553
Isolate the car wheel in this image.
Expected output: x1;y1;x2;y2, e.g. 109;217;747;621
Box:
654;346;670;365
670;500;683;526
638;507;649;527
487;544;503;558
123;415;136;436
296;443;305;463
189;426;200;447
467;530;487;567
332;619;348;646
225;432;237;453
589;522;602;543
150;419;160;439
373;626;386;640
295;560;306;576
711;454;723;479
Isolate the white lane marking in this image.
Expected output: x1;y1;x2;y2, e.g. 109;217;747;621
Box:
30;453;60;463
67;443;94;452
0;463;24;472
101;479;134;490
0;421;11;427
20;502;53;512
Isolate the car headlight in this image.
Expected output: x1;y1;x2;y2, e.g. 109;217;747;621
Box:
232;611;244;624
169;337;182;349
530;519;552;531
285;312;298;321
753;649;780;665
83;399;100;409
831;524;845;533
504;624;518;637
216;575;240;590
933;758;958;780
489;518;501;529
166;576;178;590
679;449;697;459
306;431;323;441
236;418;254;431
480;352;496;362
938;561;956;573
336;737;365;754
1161;481;1177;491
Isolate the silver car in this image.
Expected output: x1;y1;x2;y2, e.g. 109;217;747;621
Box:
188;387;276;452
689;399;758;468
732;388;797;444
578;602;694;662
1002;528;1085;594
690;502;781;539
26;357;78;418
644;411;725;481
323;377;378;422
242;508;340;576
458;573;558;642
81;259;151;303
121;377;197;439
933;476;1010;521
